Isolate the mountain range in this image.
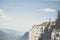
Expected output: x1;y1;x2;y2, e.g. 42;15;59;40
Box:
0;29;29;40
17;32;29;40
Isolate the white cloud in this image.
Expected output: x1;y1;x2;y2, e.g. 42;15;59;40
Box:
0;9;12;21
37;8;56;13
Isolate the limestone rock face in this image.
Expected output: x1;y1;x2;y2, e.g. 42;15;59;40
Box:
29;11;60;40
29;25;45;40
51;29;60;40
29;22;55;40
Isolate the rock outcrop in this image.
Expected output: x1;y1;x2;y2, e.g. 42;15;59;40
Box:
29;10;60;40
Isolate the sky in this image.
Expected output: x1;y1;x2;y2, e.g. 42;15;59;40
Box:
0;0;60;34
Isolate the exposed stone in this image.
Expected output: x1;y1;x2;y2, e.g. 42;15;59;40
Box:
29;10;60;40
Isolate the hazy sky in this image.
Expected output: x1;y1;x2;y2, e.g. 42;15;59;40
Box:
0;0;60;33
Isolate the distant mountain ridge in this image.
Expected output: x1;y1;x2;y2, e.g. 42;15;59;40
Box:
17;32;29;40
0;31;7;40
0;29;22;40
0;29;29;40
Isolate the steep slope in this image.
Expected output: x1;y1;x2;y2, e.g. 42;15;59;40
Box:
0;31;8;40
17;32;29;40
0;29;22;40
